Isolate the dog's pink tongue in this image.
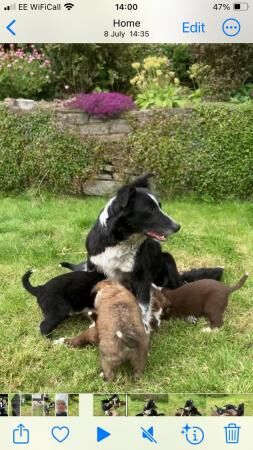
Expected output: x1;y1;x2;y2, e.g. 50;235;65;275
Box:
146;231;166;241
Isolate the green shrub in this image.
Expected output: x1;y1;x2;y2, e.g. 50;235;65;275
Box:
1;103;253;201
127;103;253;200
230;83;253;103
0;107;101;193
130;56;190;109
44;44;192;96
0;45;54;100
190;44;253;99
44;44;154;95
149;44;192;83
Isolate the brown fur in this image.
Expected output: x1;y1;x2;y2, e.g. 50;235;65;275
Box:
160;274;248;329
64;325;98;347
149;286;169;330
93;280;149;381
63;285;163;357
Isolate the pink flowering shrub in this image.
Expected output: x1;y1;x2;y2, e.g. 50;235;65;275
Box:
0;44;54;99
68;92;136;118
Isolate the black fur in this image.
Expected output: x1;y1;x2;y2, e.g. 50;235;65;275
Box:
22;270;104;336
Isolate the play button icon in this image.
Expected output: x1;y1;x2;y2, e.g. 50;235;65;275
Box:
97;427;111;442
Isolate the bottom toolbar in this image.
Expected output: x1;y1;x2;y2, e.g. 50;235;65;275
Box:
0;395;251;449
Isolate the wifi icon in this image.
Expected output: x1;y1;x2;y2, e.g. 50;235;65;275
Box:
64;2;74;10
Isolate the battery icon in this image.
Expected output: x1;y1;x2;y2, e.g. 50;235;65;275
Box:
233;2;249;9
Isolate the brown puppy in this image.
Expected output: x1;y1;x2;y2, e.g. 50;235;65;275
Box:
67;280;149;381
94;280;149;380
61;285;166;351
160;273;248;331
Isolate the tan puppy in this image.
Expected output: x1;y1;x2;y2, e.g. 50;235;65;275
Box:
92;280;149;381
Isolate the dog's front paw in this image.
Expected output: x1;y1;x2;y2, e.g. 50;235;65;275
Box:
202;327;219;333
186;315;198;325
53;337;66;345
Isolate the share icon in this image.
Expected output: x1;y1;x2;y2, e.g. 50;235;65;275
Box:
141;426;157;444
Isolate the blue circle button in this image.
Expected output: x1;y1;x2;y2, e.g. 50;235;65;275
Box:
222;18;241;36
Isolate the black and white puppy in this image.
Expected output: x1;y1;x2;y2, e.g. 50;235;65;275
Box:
22;269;104;336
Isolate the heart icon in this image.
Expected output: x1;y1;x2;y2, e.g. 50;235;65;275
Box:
51;426;70;443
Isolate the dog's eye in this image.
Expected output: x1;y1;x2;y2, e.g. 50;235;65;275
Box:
148;204;156;213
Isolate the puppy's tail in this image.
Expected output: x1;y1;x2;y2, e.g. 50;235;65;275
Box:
22;270;41;296
59;261;87;271
116;330;139;349
227;273;248;294
59;261;76;271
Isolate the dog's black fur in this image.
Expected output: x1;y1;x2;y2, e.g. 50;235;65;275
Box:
61;174;223;317
22;270;104;336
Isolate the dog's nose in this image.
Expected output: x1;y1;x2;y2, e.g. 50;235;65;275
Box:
173;223;181;232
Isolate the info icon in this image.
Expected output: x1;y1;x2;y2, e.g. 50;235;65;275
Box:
181;424;205;445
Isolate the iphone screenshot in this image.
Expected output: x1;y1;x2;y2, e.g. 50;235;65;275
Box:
0;1;252;449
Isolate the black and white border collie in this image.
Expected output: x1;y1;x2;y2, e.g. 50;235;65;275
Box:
61;174;223;331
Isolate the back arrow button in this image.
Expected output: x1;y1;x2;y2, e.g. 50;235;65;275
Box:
6;19;16;36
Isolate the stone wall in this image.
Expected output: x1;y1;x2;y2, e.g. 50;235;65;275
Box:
3;98;192;196
54;108;161;142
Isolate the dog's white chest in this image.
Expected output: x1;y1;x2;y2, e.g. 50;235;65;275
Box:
90;235;145;279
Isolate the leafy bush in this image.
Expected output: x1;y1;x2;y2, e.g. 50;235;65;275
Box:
0;44;54;100
130;56;189;109
190;44;253;99
44;44;154;95
44;44;192;97
230;83;253;103
0;107;101;193
148;44;192;83
1;103;253;201
127;103;253;200
68;92;135;118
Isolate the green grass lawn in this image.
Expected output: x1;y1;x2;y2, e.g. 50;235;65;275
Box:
68;394;79;416
21;396;32;416
93;394;127;416
1;194;253;393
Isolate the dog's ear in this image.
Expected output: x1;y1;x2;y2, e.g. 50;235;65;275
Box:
129;172;154;189
116;185;136;209
91;282;102;294
92;280;113;294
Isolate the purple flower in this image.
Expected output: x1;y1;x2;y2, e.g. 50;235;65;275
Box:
68;92;136;118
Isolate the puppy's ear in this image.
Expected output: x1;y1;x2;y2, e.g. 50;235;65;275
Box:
92;280;113;294
129;172;154;189
116;185;136;209
91;282;102;294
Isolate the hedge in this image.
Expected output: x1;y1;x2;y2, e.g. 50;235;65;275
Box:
127;103;253;200
0;107;102;194
0;103;253;200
